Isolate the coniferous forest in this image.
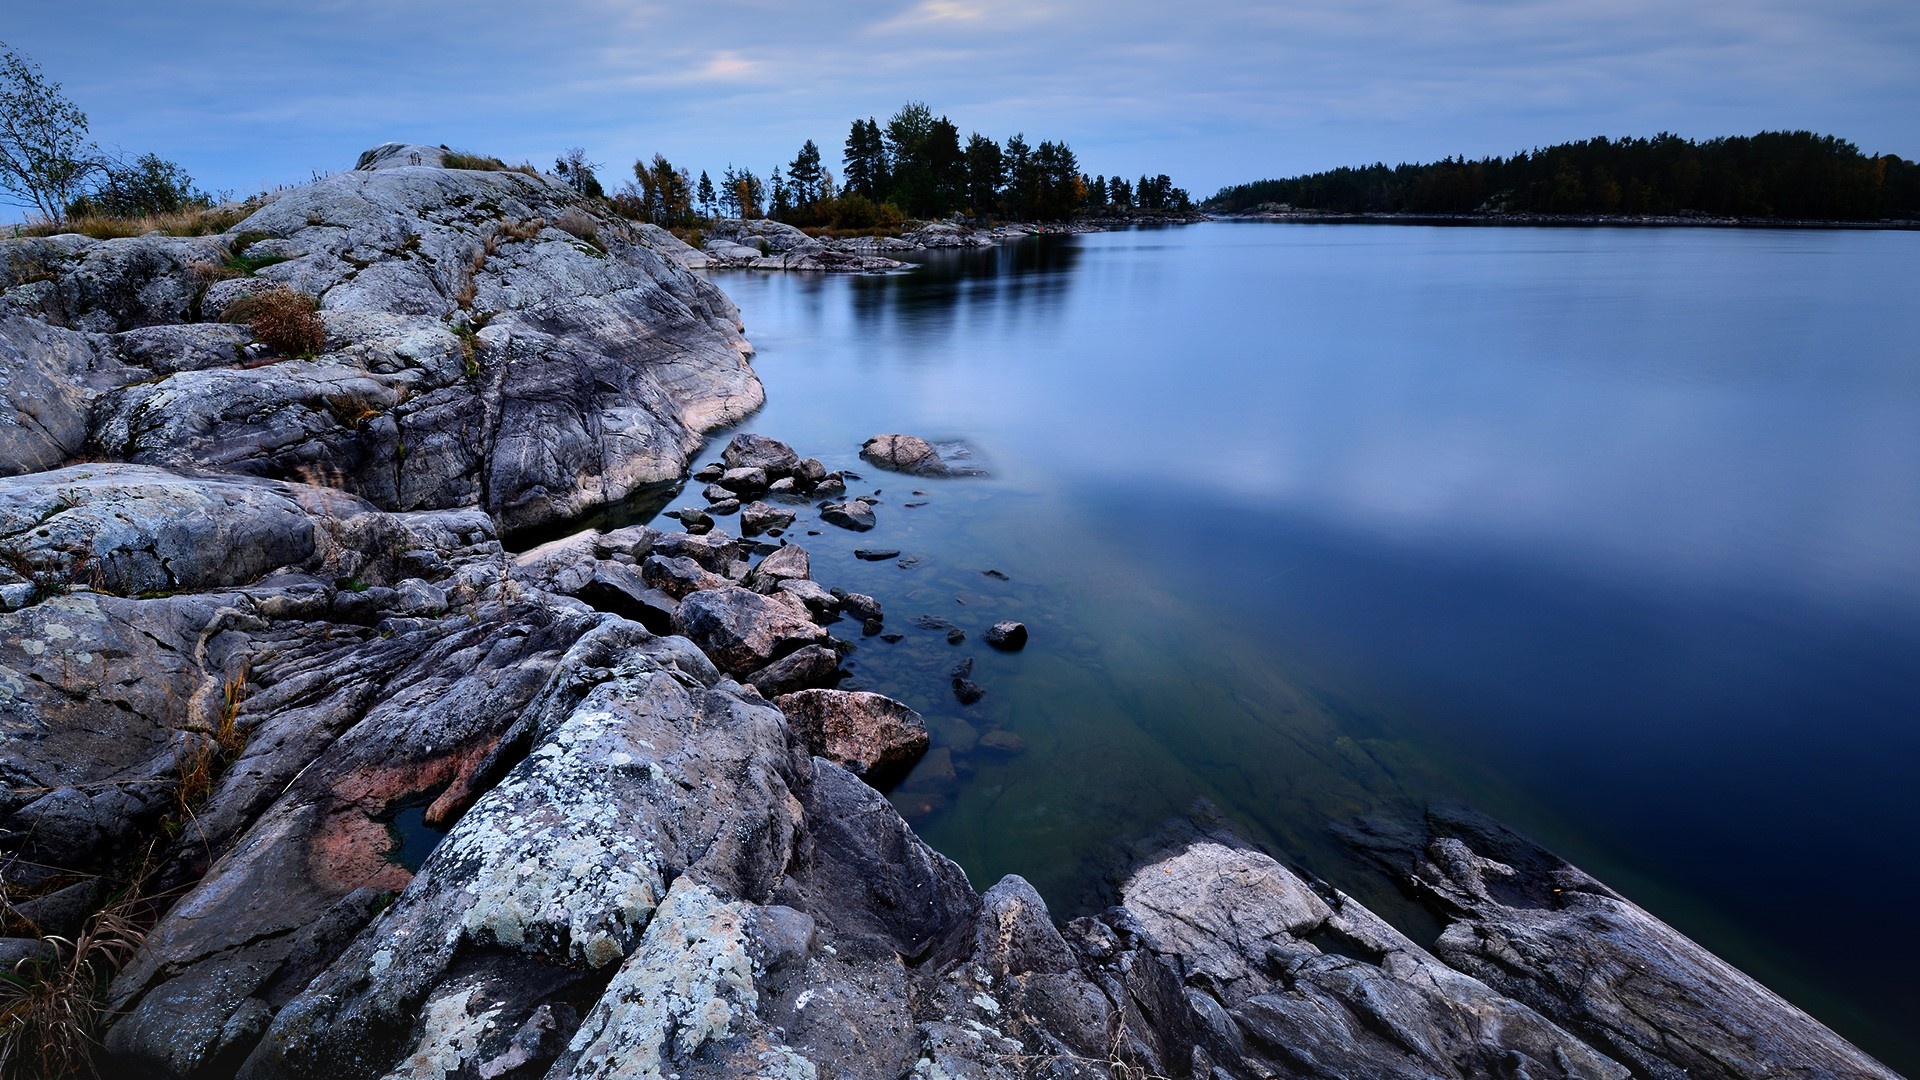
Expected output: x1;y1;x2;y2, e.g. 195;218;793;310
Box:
1207;132;1920;221
603;100;1192;231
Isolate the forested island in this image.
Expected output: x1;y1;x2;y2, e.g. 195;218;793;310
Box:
1207;131;1920;223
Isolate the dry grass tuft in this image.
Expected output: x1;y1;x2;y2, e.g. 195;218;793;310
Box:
214;667;248;759
497;217;544;243
0;878;150;1079
14;202;258;241
551;208;604;252
223;286;326;357
441;150;510;172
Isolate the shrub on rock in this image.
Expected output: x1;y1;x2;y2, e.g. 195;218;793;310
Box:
223;285;325;357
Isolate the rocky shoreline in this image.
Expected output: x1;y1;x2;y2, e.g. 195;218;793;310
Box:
0;146;1902;1078
649;211;1205;275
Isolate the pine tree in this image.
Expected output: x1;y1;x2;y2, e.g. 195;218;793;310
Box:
1001;133;1032;219
964;133;1002;218
885;102;937;216
769;166;792;221
787;139;824;219
696;170;716;218
843;118;886;200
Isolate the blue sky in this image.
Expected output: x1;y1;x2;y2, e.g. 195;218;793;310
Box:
5;0;1917;207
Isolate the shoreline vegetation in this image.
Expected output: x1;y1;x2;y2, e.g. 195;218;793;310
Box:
1206;130;1920;229
1215;207;1920;230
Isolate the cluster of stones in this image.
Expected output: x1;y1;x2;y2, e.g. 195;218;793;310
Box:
675;433;849;535
521;519;923;781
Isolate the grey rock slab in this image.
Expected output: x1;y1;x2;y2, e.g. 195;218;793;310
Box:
720;432;800;476
0;314;137;476
774;689;928;784
1118;841;1632;1080
235;623;804;1079
739;500;795;535
672;586;828;677
746;543;810;591
1341;808;1902;1080
745;643;842;698
5;157;763;534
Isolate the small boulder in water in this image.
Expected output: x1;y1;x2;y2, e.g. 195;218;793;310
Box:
861;434;948;476
985;621;1027;651
722;432;801;476
740;501;795;535
820;500;876;532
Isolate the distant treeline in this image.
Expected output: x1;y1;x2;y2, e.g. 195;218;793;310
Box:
585;101;1191;230
1206;132;1920;221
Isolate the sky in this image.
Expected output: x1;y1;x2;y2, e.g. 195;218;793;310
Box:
5;0;1918;208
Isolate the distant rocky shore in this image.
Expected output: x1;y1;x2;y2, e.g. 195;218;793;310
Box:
645;209;1208;275
0;144;1900;1079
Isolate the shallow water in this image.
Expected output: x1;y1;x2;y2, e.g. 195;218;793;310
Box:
666;223;1918;1069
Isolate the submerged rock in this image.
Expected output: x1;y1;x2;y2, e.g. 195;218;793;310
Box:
859;434;985;477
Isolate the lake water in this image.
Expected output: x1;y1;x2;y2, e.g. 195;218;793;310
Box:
675;223;1919;1070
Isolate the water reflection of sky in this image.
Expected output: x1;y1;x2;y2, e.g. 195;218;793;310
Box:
702;223;1920;1069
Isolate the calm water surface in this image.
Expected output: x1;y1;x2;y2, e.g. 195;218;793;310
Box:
671;223;1919;1069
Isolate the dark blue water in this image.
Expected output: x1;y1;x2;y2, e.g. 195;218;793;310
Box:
681;223;1920;1069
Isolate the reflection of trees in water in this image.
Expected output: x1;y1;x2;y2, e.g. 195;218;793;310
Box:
847;236;1083;333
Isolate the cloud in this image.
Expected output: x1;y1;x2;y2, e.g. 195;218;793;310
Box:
866;0;1050;34
693;50;762;82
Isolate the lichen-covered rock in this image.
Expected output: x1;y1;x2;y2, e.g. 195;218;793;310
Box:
0;150;763;533
544;880;816;1080
233;623;807;1079
774;690;928;784
1116;841;1632;1080
1339;808;1903;1080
